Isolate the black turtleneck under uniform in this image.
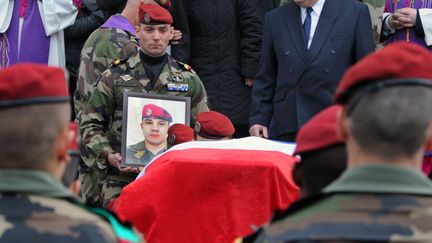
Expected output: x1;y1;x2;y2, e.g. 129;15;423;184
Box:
140;51;168;91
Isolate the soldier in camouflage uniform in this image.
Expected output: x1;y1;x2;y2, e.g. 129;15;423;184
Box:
255;43;432;242
0;64;141;243
75;0;172;206
279;0;385;47
79;3;209;206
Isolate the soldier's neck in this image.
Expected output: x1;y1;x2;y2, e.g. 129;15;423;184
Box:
140;51;168;66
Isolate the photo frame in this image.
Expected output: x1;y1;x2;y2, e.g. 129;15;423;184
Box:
121;92;191;167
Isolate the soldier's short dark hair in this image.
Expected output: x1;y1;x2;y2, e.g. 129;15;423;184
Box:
0;103;70;169
348;86;432;160
295;144;346;195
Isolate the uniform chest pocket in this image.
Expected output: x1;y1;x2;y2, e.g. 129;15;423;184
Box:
113;80;139;101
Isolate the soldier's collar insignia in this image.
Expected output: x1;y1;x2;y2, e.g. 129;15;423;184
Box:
194;122;201;134
120;74;133;81
135;151;146;159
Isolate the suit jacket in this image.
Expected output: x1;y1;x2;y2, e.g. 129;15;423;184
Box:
250;0;375;140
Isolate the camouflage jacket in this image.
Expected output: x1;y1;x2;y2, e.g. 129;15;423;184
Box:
80;52;209;169
0;170;141;243
256;164;432;242
74;17;139;122
279;0;385;47
125;141;166;166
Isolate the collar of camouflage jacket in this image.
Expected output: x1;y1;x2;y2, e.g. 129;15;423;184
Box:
0;169;80;201
324;163;432;195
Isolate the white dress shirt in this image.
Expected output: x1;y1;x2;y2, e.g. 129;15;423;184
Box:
301;0;326;49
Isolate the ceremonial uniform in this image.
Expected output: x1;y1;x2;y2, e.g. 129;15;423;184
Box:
0;64;141;243
256;164;432;242
0;170;140;243
75;14;139;206
80;52;208;205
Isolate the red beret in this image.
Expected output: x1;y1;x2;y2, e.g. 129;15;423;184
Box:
335;42;432;104
167;123;194;145
139;3;173;25
194;111;235;139
0;63;68;108
294;105;343;155
142;104;172;122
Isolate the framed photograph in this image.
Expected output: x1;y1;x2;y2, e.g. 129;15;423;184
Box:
121;92;191;167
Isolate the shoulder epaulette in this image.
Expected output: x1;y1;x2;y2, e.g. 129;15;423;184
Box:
175;60;195;74
110;57;129;68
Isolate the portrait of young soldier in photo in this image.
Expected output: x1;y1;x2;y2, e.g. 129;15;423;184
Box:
125;104;172;166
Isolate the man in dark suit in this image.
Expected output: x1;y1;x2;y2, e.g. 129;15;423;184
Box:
249;0;375;142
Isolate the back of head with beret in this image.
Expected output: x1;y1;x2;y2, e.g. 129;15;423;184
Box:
0;63;69;108
295;105;343;155
194;111;235;139
167;123;194;146
335;42;432;104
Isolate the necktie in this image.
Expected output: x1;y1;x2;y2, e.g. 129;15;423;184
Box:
303;7;313;46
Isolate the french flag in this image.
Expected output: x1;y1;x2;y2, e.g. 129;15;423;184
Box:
115;137;300;243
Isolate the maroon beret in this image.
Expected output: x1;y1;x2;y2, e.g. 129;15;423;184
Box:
335;42;432;104
142;104;172;122
139;3;173;25
0;63;68;108
194;111;235;139
167;123;194;145
294;105;343;155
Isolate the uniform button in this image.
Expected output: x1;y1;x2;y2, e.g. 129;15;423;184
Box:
330;49;336;55
288;68;294;73
324;67;330;73
285;51;291;55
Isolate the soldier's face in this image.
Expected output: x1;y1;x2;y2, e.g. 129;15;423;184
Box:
137;24;174;57
141;118;169;146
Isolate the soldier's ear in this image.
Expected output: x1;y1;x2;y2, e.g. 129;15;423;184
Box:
135;25;140;33
336;106;349;142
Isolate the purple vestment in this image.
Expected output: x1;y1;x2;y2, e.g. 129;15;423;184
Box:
101;14;136;36
0;0;50;69
385;0;432;49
